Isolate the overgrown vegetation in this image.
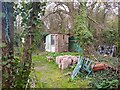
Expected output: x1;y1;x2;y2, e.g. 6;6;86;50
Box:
30;52;119;88
73;3;94;55
2;1;46;88
90;69;119;89
100;28;118;46
1;1;119;89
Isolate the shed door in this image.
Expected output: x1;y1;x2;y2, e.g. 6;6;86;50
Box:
45;35;51;52
69;37;83;53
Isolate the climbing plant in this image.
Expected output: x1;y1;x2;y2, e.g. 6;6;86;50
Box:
13;1;46;88
2;2;14;88
1;1;46;88
73;3;94;55
100;28;118;46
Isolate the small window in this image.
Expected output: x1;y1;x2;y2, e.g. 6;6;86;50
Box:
51;35;55;45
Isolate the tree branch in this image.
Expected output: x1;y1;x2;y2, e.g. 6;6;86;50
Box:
87;15;105;29
41;9;70;21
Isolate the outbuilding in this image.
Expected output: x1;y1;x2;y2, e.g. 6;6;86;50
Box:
45;34;69;52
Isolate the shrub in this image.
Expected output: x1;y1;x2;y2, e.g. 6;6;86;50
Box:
101;28;118;45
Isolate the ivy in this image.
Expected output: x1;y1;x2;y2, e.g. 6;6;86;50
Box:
100;28;118;45
90;69;119;89
11;1;46;88
1;43;7;48
74;3;94;49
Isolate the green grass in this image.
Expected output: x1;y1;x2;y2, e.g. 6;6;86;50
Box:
46;52;83;58
31;52;88;88
30;52;119;88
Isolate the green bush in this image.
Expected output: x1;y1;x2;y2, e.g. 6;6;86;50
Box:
101;28;118;45
90;69;119;89
76;30;94;48
73;4;94;49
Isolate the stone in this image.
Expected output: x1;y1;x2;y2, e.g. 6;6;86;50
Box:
71;56;78;64
46;56;53;62
56;55;78;70
61;58;69;70
56;56;63;64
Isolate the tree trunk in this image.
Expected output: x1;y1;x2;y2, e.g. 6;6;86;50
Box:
2;2;14;89
21;2;38;87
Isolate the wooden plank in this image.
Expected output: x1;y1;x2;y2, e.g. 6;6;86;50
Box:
71;56;83;80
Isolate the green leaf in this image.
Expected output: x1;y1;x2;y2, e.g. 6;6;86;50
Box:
1;43;6;48
6;64;11;68
2;61;8;65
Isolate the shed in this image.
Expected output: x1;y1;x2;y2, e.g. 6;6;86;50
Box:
45;34;69;52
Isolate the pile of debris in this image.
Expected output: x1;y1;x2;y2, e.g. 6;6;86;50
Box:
97;45;115;57
56;55;79;70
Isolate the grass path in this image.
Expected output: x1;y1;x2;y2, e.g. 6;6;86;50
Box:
31;54;89;88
